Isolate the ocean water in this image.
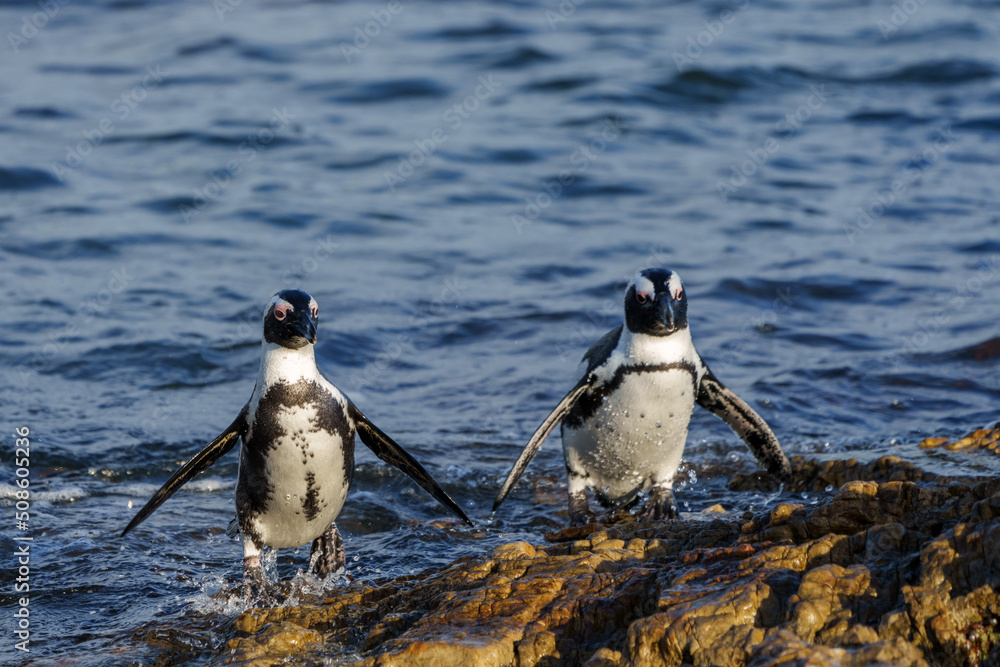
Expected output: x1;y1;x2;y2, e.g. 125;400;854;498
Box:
1;0;999;663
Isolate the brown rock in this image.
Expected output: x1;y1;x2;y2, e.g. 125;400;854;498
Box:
730;454;993;495
223;620;321;665
585;648;624;666
746;629;929;667
916;423;1000;456
127;453;1000;667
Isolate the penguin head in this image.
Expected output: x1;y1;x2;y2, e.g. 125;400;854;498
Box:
624;268;688;336
263;289;319;350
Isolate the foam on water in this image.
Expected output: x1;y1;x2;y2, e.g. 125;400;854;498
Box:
0;483;87;503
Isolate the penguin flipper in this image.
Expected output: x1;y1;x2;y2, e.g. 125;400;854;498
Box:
349;404;473;526
492;376;593;512
695;367;790;480
121;405;248;537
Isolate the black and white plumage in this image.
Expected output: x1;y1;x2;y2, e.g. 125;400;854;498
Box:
122;289;471;588
493;269;790;525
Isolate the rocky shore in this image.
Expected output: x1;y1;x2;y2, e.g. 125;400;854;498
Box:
131;425;1000;666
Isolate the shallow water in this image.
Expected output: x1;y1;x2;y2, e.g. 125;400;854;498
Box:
1;0;999;663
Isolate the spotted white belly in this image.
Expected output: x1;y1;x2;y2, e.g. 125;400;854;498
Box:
562;368;696;503
241;404;350;549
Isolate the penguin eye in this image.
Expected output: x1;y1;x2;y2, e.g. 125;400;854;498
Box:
674;288;684;301
274;305;288;321
310;305;318;319
635;291;651;305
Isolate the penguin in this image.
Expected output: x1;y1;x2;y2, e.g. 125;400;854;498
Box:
493;268;790;525
122;289;471;589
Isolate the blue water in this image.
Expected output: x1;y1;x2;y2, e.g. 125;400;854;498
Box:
1;0;999;663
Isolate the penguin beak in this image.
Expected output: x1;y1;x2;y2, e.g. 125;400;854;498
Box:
290;312;317;345
656;298;676;333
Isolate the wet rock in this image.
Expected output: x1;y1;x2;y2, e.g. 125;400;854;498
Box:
132;452;1000;667
729;454;986;494
918;423;1000;454
222;621;321;665
746;629;929;667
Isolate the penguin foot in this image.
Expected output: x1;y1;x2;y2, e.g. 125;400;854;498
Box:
309;522;346;578
568;490;597;527
242;556;275;604
640;488;678;521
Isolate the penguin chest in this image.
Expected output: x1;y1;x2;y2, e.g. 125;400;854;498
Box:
562;368;696;500
239;394;354;549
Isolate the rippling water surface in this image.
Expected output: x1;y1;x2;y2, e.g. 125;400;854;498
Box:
1;0;999;663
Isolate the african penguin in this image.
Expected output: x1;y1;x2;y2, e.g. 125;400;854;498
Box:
122;289;471;591
493;269;790;525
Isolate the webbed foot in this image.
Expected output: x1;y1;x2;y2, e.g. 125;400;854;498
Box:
309;522;345;578
568;489;598;527
242;555;275;604
639;487;678;521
